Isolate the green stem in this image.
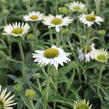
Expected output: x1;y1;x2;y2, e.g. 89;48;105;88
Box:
53;68;58;91
97;64;104;101
19;94;30;108
64;70;75;96
30;23;38;43
52;67;58;109
76;14;80;34
49;28;53;45
55;0;58;14
30;100;35;109
95;0;100;15
25;1;31;12
18;42;32;87
85;28;91;53
86;28;91;44
18;42;25;78
43;80;50;109
7;36;12;58
43;66;51;109
10;58;21;64
103;0;106;7
83;28;91;63
4;17;7;25
53;102;56;109
37;79;42;91
67;37;73;51
83;25;86;36
98;64;103;85
101;35;105;48
42;68;48;78
33;0;37;10
56;32;60;46
44;0;46;14
85;0;89;9
9;44;12;57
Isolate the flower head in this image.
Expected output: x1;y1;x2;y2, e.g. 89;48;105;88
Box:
73;99;92;109
23;11;44;22
42;15;73;32
3;22;30;37
68;1;87;13
78;43;96;62
79;12;103;27
32;45;71;69
0;85;16;109
94;49;109;63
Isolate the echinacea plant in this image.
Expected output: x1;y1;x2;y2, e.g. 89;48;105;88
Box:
0;0;109;109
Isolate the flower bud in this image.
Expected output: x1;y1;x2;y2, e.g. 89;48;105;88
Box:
33;73;41;79
22;0;30;4
25;89;36;99
2;9;9;15
98;30;106;36
0;0;7;4
72;61;78;69
80;8;87;13
0;44;7;50
0;51;8;59
62;28;70;35
81;35;86;40
13;84;23;91
59;7;69;14
27;33;34;39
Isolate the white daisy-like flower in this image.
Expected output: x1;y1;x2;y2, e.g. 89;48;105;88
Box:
0;85;16;109
73;99;92;109
42;15;73;32
78;43;96;62
32;45;71;69
94;49;109;63
68;1;87;12
79;12;104;27
23;11;44;21
3;22;30;37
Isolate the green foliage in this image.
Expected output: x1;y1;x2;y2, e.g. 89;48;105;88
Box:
0;0;109;109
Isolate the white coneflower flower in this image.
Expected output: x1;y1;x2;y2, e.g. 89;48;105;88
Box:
78;43;96;62
68;1;87;12
32;45;71;69
0;85;16;109
94;49;109;63
42;15;73;32
23;11;44;21
79;12;103;27
73;99;92;109
3;22;30;37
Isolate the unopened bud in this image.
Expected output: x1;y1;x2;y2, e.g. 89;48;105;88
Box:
13;84;23;91
25;89;36;99
0;0;7;4
62;28;70;35
98;30;106;36
59;7;69;14
33;73;41;79
27;33;34;39
22;0;30;4
2;9;9;15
